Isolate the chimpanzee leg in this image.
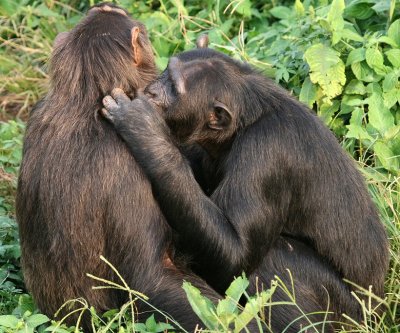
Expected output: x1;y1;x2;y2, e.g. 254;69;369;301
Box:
249;237;360;333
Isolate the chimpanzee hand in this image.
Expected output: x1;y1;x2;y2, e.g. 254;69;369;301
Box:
102;87;170;138
101;88;174;163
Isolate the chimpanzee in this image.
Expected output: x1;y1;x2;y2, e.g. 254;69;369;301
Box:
16;4;221;330
101;47;389;331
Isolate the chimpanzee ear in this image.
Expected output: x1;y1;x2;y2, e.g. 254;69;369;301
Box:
53;32;69;49
208;101;232;131
169;57;186;94
131;26;143;66
196;34;209;48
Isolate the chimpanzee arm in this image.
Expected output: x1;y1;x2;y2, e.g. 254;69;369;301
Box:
102;89;282;291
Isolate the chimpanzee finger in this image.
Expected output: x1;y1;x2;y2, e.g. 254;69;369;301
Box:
102;95;118;112
111;88;131;105
100;108;114;122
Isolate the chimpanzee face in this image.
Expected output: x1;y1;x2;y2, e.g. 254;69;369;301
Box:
144;49;241;144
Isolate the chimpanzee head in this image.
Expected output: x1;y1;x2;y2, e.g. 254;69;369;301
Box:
144;47;261;146
50;2;156;107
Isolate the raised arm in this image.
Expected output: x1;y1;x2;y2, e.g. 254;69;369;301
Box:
102;89;281;291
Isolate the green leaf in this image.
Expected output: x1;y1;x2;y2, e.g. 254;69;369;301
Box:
341;29;364;42
365;48;386;75
224;274;249;307
388;19;400;46
145;315;157;332
44;325;70;333
351;61;381;82
385;49;400;68
234;289;274;333
382;72;399;92
0;315;19;328
182;282;217;330
294;0;305;16
383;88;400;108
345;79;366;95
269;6;292;20
33;4;60;18
377;36;398;47
319;101;340;124
154;322;175;332
25;314;49;328
235;0;252;17
234;298;259;333
216;299;236;327
304;44;346;102
367;92;395;135
299;77;317;107
346;48;366;66
373;141;399;173
327;0;345;44
344;3;374;20
346;107;373;141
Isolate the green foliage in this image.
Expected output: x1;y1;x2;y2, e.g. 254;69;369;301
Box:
0;0;399;332
183;274;274;332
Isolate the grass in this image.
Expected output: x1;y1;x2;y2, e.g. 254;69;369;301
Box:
0;0;399;332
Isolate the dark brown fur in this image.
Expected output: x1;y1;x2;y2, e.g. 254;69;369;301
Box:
16;4;219;330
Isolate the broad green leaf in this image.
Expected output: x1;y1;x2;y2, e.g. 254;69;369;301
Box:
225;274;249;303
383;88;400;108
388;19;400;46
182;282;217;330
366;82;382;95
351;61;381;82
385;49;400;68
346;48;366;66
215;275;249;326
294;0;305;16
365;48;386;75
344;3;374;20
384;125;400;142
367;92;395;135
0;0;20;16
26;314;49;328
345;79;366;95
216;299;236;327
132;323;147;332
269;6;292;20
0;315;19;328
235;0;252;17
299;77;317;107
145;315;157;332
373;141;399;174
377;36;398;47
44;325;70;333
319;101;340;124
341;29;364;42
349;107;364;126
382;72;399;92
33;4;60;18
234;289;274;332
154;322;175;332
327;0;345;44
234;298;259;333
346;108;373;141
304;44;346;102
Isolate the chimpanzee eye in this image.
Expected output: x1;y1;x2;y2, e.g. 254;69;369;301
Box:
214;101;229;114
214;106;225;115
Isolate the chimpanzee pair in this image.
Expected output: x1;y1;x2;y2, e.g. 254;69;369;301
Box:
17;2;388;332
